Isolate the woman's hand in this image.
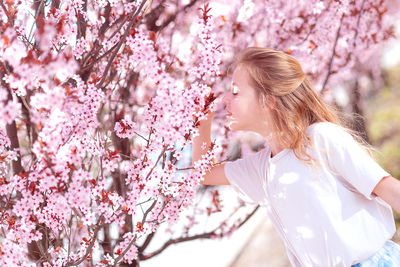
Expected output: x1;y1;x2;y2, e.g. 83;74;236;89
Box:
193;102;215;125
203;109;215;123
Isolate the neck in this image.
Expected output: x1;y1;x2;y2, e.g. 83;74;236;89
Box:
252;120;284;156
262;133;283;157
270;142;284;157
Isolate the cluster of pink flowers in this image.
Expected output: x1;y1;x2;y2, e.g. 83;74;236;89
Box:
114;118;137;139
73;37;91;60
114;232;138;264
0;130;16;177
192;143;221;181
189;17;222;82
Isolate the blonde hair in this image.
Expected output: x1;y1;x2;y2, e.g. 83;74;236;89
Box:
232;47;371;163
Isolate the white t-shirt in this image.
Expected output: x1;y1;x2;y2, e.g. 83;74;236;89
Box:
224;122;396;267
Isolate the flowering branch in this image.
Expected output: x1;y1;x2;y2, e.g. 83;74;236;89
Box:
97;0;148;89
140;205;260;260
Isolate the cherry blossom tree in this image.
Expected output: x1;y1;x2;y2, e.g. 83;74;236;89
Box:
0;0;398;266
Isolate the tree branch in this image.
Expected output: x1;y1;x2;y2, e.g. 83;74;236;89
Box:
0;63;23;176
76;0;88;41
151;0;199;32
138;232;155;254
321;0;366;95
0;1;13;24
64;224;102;267
79;4;112;82
141;205;260;260
330;0;367;73
34;0;45;31
97;0;148;89
320;14;344;95
112;200;157;266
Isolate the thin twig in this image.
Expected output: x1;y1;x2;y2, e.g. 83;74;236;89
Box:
79;41;120;73
112;200;157;266
144;147;167;180
321;0;366;94
64;224;102;267
0;1;12;24
97;0;148;89
320;14;344;94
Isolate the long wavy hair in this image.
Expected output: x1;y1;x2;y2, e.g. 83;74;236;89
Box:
232;47;370;163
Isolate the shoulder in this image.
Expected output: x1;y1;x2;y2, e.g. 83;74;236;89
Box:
306;121;351;142
225;147;269;174
241;147;270;163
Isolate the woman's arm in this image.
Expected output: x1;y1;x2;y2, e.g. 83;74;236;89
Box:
192;111;214;164
373;176;400;213
192;111;230;185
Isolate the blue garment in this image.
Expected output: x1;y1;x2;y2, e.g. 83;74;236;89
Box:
352;240;400;267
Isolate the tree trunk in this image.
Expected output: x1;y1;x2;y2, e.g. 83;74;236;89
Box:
351;79;369;142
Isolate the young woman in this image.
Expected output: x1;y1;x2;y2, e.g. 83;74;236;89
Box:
192;47;400;267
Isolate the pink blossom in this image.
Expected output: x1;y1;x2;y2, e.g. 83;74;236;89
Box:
73;37;91;60
115;232;138;264
114;118;136;139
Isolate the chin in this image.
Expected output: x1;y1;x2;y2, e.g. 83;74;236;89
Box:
226;122;243;132
226;117;247;131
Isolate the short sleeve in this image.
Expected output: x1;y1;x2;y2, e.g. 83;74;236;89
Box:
309;122;390;200
224;150;267;205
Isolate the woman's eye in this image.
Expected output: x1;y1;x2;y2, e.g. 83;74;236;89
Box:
232;85;239;95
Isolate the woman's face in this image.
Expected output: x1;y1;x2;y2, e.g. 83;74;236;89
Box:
222;66;274;135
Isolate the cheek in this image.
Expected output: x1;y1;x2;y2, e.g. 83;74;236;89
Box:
234;96;250;108
235;102;249;114
248;103;266;118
